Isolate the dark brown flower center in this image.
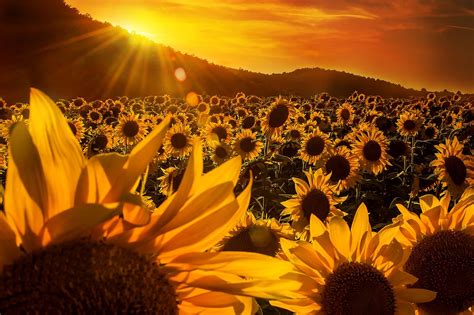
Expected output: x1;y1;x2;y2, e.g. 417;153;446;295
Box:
340;108;350;121
170;133;187;149
290;129;301;139
242;116;256;129
268;104;290;128
215;146;228;159
211;126;227;141
90;111;101;122
301;189;330;222
0;240;177;314
239;137;256;153
91;134;109;151
444;156;467;186
388;140;408;158
403;119;417;131
306;136;325;156
322;262;395;315
363;140;382;162
122;121;140;137
404;230;474;315
222;226;279;256
325;155;351;182
424;127;436;138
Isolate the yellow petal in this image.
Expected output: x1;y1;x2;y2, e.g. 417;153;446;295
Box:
350;203;370;257
328;216;350;257
121;193;151;226
395;288;437;303
43;203;120;244
29;88;85;217
0;212;21;270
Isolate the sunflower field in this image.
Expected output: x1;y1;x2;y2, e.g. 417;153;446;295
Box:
0;89;472;314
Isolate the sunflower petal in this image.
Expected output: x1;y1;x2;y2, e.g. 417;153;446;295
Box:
29;88;85;218
328;216;350;257
0;212;21;270
395;288;437;303
350;203;370;257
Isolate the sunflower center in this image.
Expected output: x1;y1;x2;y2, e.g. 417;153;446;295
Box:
212;126;227;141
424;126;435;138
306;136;325;156
242;116;256;129
239;138;256;153
0;240;177;313
301;189;330;222
170;133;187;149
123;121;140;137
388;140;408;158
290;129;301;139
222;227;279;256
340;108;350;121
268;104;290;128
68;121;77;136
197;103;207;112
322;262;395;315
444;156;467;185
363;140;382;162
215;146;228;159
90;111;101;121
403;119;417;131
91;134;109;151
325;155;351;182
404;230;474;315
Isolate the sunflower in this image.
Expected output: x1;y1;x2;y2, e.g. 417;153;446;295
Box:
397;111;423;137
281;168;345;232
271;204;436;314
204;122;232;144
285;125;304;141
241;115;257;130
115;113;147;146
299;128;332;166
87;125;114;155
0;89;303;314
431;137;473;196
323;146;360;192
210;141;233;165
196;102;210;114
0;143;6;170
261;97;295;139
421;123;438;140
215;212;295;257
394;189;474;314
87;109;103;125
158;166;185;197
163;123;193;158
233;129;263;161
66;119;85;142
0;114;25;140
336;102;354;125
353;125;391;175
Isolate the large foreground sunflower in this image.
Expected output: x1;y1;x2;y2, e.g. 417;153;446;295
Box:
394;189;474;314
0;89;305;314
431;137;473;196
271;204;436;314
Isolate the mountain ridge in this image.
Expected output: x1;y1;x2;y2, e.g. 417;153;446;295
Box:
0;0;433;102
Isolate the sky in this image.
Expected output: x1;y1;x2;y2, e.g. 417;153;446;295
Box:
66;0;474;92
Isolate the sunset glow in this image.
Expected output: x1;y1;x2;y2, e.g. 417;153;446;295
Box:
55;1;474;92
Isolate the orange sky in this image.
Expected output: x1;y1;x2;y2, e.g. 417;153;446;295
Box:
66;0;474;92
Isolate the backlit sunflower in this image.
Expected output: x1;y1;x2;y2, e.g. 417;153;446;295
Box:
281;168;345;232
196;102;210;115
163;123;193;158
336;102;354;125
421;123;438;140
210;141;233;165
233;130;263;161
394;189;474;314
285;125;304;141
158;166;185;197
87;125;114;155
272;204;436;314
241;115;257;130
261;98;295;139
66;117;86;141
0;89;304;314
116;113;147;146
299;128;332;166
431;137;473;196
215;211;295;257
204;122;232;144
87;109;103;125
353;125;391;175
397;111;423;137
0;114;25;140
323;146;360;192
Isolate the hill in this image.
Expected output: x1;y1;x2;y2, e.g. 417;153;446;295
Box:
0;0;425;102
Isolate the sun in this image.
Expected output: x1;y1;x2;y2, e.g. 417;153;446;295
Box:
121;24;159;42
